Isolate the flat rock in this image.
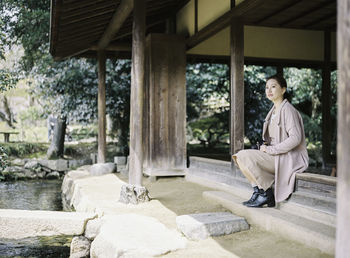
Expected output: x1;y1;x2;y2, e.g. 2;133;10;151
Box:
90;214;187;258
89;163;115;176
39;159;69;171
176;212;249;240
0;209;96;239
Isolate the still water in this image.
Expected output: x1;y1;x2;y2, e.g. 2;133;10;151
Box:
0;180;71;257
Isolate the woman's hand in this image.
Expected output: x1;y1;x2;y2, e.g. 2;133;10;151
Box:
260;144;267;152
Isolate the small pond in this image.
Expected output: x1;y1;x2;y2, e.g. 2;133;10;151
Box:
0;179;71;257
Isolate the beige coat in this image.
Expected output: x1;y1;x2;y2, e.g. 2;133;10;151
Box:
263;99;309;202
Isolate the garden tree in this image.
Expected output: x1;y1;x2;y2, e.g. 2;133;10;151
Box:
1;0;132;156
106;59;131;155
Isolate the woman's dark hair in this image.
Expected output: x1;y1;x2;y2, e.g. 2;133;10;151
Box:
266;74;291;100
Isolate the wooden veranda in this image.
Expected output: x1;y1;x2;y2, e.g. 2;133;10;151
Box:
49;0;349;257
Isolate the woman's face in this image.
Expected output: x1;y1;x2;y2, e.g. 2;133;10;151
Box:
265;79;286;102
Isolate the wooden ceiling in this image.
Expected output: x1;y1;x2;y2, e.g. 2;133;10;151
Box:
50;0;336;60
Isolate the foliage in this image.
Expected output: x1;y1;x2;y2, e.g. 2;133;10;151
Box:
1;142;47;157
0;0;49;71
0;145;9;173
186;63;230;121
0;69;18;92
189;111;229;148
106;59;131;155
31;55;99;122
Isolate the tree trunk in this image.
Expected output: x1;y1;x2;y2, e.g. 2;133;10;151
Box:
47;116;66;159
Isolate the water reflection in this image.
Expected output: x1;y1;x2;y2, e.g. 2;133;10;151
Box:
0;180;69;257
0;180;63;210
0;236;71;257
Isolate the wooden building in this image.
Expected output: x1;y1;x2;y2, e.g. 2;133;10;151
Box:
49;0;348;257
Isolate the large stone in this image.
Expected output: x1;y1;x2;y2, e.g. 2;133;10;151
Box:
24;160;41;170
88;163;115;176
176;212;249;240
70;236;91;258
90;214;186;258
39;159;69;172
0;209;96;239
119;184;150;204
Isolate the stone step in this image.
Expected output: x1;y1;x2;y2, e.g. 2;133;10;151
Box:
176;212;249;240
288;190;336;215
186;170;336;228
278;200;336;227
203;191;335;255
0;209;97;239
296;173;336;198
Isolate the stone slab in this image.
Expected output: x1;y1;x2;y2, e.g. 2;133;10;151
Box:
176;212;249;240
0;209;96;239
89;163;115;176
90;214;187;258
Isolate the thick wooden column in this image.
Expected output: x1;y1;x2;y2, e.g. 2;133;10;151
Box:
129;0;145;186
143;34;186;177
97;50;106;163
230;18;244;156
321;30;332;167
336;0;350;257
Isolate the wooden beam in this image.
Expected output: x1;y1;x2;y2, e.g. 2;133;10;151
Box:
230;18;244;155
91;43;131;52
60;7;115;26
186;0;264;49
336;0;350;256
279;0;334;26
129;0;146;186
98;0;133;50
254;0;303;25
97;50;107;163
304;12;336;29
321;30;332;166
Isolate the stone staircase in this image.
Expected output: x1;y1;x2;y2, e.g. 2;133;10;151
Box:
186;156;336;255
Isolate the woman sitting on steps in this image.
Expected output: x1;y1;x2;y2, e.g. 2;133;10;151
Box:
232;74;309;208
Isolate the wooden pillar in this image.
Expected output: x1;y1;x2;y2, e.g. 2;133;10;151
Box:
336;0;350;257
230;18;244;156
97;50;106;163
143;34;186;177
129;0;145;186
322;30;332;167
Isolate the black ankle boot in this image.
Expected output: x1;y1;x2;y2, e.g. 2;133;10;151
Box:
245;187;275;208
242;186;263;206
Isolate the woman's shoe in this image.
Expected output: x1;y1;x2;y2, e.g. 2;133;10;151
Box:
245;188;275;208
242;186;262;206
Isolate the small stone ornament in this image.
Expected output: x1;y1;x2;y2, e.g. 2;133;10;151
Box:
119;184;150;204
